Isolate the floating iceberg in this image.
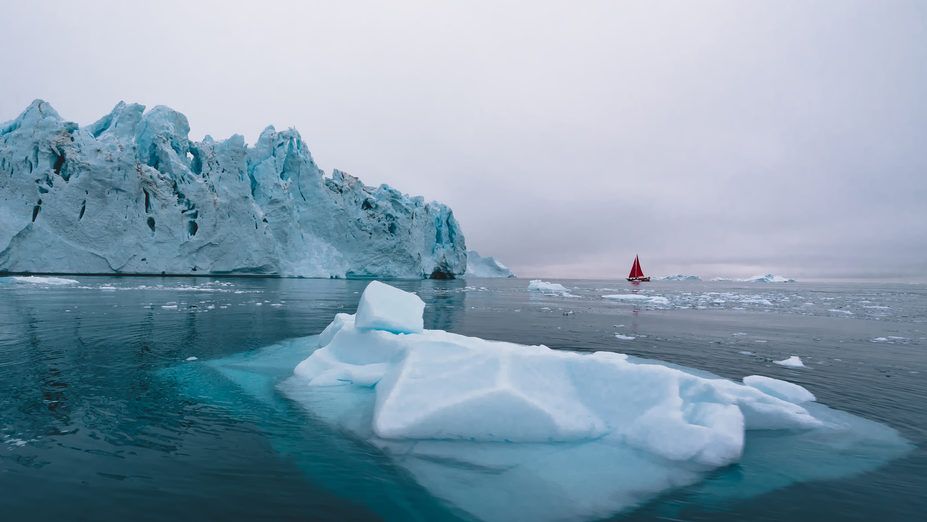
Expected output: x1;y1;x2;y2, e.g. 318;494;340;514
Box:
775;355;806;368
251;282;904;521
657;274;701;281
0;100;465;278
527;279;575;296
465;250;515;278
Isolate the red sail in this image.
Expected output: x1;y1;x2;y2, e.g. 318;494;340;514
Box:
628;255;644;279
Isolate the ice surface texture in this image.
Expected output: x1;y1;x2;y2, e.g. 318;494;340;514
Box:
465;250;515;278
297;282;822;463
0;100;466;278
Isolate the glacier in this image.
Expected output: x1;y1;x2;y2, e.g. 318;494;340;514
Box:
464;250;515;278
0;100;466;278
165;281;911;521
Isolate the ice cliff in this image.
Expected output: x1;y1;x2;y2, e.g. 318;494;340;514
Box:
0;100;466;278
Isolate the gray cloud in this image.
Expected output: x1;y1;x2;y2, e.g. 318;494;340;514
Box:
2;0;925;280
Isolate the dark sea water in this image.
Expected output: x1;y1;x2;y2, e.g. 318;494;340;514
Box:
1;276;924;521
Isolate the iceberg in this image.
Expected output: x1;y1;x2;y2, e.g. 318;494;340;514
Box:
247;282;905;521
527;279;575;296
465;250;515;278
657;274;701;281
0;100;466;278
742;274;796;283
774;355;806;368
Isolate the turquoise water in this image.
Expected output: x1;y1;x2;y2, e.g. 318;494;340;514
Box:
1;276;924;520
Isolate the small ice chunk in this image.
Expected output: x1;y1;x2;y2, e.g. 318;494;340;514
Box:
355;281;424;334
774;356;805;368
185;356;198;361
11;276;79;285
743;375;815;403
602;294;669;305
614;334;636;340
161;304;178;310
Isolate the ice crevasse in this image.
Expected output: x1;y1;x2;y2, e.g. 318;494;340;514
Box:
0;100;466;278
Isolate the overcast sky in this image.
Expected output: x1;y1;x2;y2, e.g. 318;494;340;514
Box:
2;1;925;281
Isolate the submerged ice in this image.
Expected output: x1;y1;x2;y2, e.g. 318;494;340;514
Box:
0;100;465;278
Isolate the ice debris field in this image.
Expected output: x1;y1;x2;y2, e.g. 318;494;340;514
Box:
167;281;910;522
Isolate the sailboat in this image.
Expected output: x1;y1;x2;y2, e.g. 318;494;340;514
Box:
627;255;650;282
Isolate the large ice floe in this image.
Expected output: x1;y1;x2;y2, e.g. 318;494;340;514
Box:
169;282;910;521
464;250;515;278
0;100;465;278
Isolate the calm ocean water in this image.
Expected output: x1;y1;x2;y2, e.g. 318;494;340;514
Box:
1;276;924;520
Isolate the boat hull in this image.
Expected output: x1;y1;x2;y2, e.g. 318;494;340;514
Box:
627;277;651;282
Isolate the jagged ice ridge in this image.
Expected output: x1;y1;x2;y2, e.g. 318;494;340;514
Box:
0;100;466;278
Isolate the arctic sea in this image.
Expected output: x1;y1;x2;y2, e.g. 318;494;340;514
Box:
1;276;924;521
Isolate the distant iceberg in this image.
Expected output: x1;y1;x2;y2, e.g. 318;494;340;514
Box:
657;274;701;281
465;250;515;278
0;100;465;278
742;274;796;283
527;279;575;296
711;274;795;283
